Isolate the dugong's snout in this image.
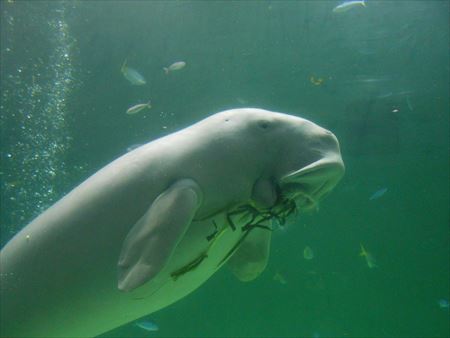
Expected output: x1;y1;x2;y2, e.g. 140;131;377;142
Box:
280;128;344;210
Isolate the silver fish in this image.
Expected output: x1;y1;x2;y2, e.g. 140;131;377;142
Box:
163;61;186;74
121;60;146;85
369;187;387;201
126;101;151;115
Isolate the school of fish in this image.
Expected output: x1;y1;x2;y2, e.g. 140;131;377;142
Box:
122;59;187;115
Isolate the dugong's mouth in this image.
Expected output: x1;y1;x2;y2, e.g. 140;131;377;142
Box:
280;157;345;211
226;156;343;231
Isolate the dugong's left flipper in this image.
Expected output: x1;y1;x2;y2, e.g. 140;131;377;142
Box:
227;226;272;282
117;179;203;292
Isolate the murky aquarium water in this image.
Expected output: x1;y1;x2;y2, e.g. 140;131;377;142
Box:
1;1;448;337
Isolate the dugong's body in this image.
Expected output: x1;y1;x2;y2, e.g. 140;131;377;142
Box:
0;108;344;337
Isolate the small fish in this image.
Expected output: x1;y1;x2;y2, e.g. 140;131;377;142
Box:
126;101;151;115
121;59;146;85
273;272;287;284
369;187;387;200
303;246;314;260
359;243;377;268
333;1;366;13
134;318;159;332
438;299;449;309
163;61;186;74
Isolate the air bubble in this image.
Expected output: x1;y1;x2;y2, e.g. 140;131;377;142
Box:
2;3;80;234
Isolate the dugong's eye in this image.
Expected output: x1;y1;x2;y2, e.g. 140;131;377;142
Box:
258;120;270;130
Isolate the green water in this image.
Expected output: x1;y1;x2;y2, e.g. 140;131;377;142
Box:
1;1;448;337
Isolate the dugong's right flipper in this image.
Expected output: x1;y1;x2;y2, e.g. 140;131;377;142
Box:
227;225;272;282
117;179;203;292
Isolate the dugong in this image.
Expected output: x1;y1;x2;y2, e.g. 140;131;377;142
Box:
0;108;344;337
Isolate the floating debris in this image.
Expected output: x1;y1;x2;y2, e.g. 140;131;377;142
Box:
369;187;388;200
333;1;366;13
303;246;314;260
359;243;377;268
310;76;324;86
134;318;159;332
126;101;151;115
273;272;287;285
121;59;146;85
164;61;186;74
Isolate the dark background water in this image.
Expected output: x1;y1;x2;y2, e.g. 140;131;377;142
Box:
1;1;448;337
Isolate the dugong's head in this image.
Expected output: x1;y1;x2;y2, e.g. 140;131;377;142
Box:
223;108;345;212
275;112;344;211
